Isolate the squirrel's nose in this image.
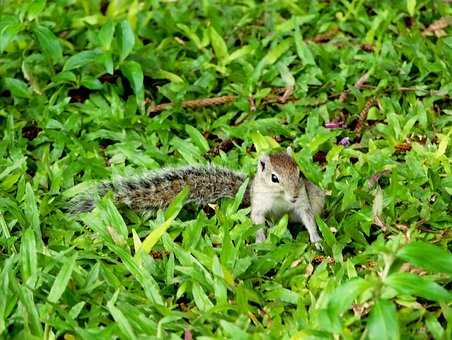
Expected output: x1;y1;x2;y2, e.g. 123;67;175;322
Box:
291;196;298;203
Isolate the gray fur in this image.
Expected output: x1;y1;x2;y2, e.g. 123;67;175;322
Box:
67;166;246;213
250;151;324;248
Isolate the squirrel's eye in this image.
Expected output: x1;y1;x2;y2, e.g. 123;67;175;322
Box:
271;174;279;183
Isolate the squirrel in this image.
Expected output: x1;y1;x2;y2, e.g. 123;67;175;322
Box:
68;148;325;247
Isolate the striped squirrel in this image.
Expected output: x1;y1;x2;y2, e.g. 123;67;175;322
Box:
69;148;324;247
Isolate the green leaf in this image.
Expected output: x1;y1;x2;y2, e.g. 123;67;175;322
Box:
14;282;43;336
24;183;40;240
68;301;86;320
250;131;280;154
425;313;445;339
327;278;370;315
170;136;203;164
0;18;22;53
224;45;253;64
268;213;288;239
252;38;293;82
135;187;189;257
98;20;115;50
212;255;227;305
27;0;46;19
385;272;452;302
209;26;228;63
3;77;31;98
294;27;315;66
107;291;137;340
228;177;249;215
20;229;37;287
0;258;14;334
397;241;452;274
97;197;128;245
164;186;190;220
316;216;335;248
406;0;416;17
177;23;203;49
63;50;101;71
47;255;77;303
263;38;293;65
165;253;175;286
192;282;214;311
185;124;210;153
117;20;135;62
367;299;400;340
33;24;63;64
120;61;144;112
220;320;250;339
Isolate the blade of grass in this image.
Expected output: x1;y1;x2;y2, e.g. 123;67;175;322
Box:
47;255;77;304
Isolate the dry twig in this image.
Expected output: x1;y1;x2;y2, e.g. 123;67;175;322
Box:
311;28;340;43
355;99;376;135
422;16;452;36
355;72;370;89
147;95;237;114
146;87;296;114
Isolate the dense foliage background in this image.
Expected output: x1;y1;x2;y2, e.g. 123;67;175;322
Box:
0;0;451;338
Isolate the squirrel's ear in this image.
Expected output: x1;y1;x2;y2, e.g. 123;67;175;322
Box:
258;154;269;171
286;146;294;157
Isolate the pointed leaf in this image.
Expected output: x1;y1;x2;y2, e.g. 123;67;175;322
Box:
397;241;452;275
33;24;63;64
117;20;135;61
63;50;101;71
192;282;213;311
107;292;137;340
20;229;37;286
328;278;370;315
97;197;128;243
294;27;315;65
385;272;451;302
98;20;115;50
135;187;189;256
209;26;228;62
3;77;31;98
367;299;400;340
185;125;210;153
48;255;77;303
120;61;144;112
24;183;40;239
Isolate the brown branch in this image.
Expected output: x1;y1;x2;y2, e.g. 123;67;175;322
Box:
355;72;370;89
146;83;449;115
422;16;452;36
355;99;376;135
147;95;236;114
278;85;294;103
310;28;340;43
146;87;296;114
329;84;450;101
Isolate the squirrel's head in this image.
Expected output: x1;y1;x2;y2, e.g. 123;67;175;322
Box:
256;147;301;203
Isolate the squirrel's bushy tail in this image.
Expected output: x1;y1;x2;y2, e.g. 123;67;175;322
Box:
67;166;246;214
66;182;112;214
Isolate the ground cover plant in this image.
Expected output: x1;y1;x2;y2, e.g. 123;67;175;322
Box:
0;0;451;338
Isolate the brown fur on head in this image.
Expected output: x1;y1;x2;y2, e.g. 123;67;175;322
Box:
256;147;301;202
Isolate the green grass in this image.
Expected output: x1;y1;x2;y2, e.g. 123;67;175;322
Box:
1;0;451;338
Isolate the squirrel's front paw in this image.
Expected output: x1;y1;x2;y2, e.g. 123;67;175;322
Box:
255;228;266;243
314;241;323;251
309;234;323;251
310;233;322;244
